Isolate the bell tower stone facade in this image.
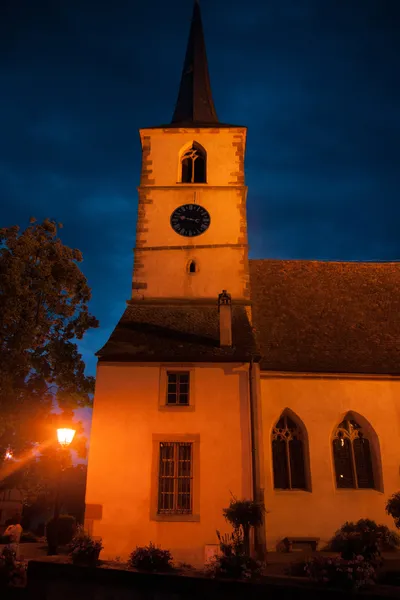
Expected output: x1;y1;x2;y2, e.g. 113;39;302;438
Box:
132;2;249;303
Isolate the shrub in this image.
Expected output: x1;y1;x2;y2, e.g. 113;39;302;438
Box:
207;529;264;580
284;560;308;577
223;498;265;557
46;514;76;549
305;555;376;591
328;519;400;561
386;492;400;529
68;526;103;567
0;546;27;588
128;543;174;572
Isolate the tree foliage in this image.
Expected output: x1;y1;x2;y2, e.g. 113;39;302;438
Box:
1;446;88;528
386;492;400;529
0;218;98;455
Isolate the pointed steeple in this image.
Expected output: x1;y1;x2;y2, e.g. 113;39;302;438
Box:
171;1;218;125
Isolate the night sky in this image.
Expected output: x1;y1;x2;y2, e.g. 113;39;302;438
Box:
1;1;399;402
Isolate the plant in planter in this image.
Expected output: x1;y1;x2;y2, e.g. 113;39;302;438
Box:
207;529;263;580
128;543;173;572
222;497;265;557
68;526;103;567
386;492;400;530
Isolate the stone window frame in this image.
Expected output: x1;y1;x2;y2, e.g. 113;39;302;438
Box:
158;366;196;412
177;141;207;184
150;433;200;522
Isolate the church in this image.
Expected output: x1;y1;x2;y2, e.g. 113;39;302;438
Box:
85;2;400;565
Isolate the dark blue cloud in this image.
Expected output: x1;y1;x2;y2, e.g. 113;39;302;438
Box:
1;0;399;395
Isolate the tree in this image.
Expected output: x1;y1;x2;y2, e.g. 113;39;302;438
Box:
1;443;88;533
20;455;88;531
0;218;98;456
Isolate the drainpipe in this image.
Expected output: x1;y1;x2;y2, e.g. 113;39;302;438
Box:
249;359;267;560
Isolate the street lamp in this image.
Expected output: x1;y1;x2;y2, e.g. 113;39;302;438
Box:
47;426;76;555
4;448;13;460
57;428;76;448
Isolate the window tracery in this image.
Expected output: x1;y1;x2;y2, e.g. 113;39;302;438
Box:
181;144;206;183
332;417;374;489
272;413;307;490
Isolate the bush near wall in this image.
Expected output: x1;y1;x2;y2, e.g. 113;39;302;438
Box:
328;519;400;558
128;543;174;572
46;515;76;547
305;518;400;592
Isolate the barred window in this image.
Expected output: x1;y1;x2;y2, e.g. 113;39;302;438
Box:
181;144;206;183
158;442;193;514
272;413;307;490
167;372;190;405
333;418;374;489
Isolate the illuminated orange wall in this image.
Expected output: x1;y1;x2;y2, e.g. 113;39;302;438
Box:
260;374;400;549
85;362;252;565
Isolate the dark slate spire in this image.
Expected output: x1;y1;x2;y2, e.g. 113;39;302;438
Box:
171;1;218;125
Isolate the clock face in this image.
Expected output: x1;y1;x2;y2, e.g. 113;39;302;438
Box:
170;204;210;237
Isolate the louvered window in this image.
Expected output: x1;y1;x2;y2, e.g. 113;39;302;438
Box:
158;442;193;514
333;419;374;489
272;414;307;490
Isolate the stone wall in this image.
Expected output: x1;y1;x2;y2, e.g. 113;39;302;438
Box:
26;561;398;600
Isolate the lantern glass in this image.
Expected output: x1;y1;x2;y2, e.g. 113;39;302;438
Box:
57;428;76;447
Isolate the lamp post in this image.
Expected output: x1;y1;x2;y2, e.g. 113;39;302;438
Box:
47;426;76;555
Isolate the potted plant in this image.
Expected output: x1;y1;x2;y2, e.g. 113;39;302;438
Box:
223;497;265;557
207;529;263;580
128;542;173;572
68;526;103;567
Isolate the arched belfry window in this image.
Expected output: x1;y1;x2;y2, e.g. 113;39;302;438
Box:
181;144;206;183
333;415;375;489
272;412;307;490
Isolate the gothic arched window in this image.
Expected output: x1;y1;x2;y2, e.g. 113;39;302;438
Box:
333;417;375;489
181;144;206;183
272;413;307;490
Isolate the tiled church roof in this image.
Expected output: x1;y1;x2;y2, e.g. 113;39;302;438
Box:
97;303;258;363
98;260;400;376
250;259;400;375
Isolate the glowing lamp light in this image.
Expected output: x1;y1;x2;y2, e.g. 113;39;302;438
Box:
4;449;13;460
57;428;76;448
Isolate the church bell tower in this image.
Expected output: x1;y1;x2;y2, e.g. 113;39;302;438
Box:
132;1;249;303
